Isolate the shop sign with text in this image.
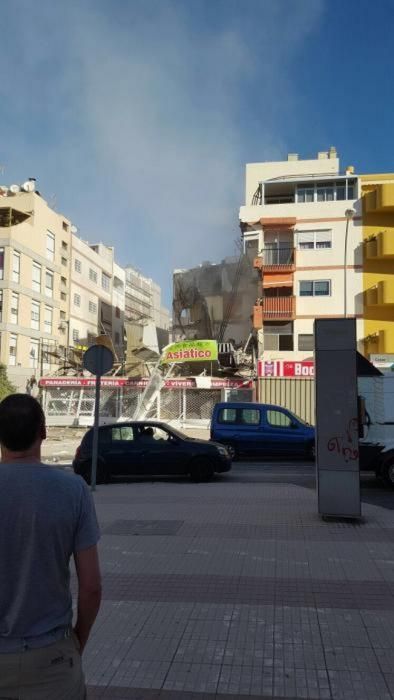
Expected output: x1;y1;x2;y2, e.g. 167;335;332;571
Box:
258;360;314;378
161;339;218;364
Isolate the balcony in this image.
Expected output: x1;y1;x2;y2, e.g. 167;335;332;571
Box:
365;231;394;259
253;297;296;327
365;281;394;306
364;183;394;213
254;247;295;273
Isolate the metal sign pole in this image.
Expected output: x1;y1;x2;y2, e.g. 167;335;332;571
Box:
82;344;114;493
91;373;101;492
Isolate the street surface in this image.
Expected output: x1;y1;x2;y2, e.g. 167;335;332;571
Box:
65;460;394;700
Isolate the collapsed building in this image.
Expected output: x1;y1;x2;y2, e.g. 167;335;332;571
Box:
172;253;259;375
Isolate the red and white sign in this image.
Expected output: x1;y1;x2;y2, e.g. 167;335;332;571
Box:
258;360;314;378
39;376;254;390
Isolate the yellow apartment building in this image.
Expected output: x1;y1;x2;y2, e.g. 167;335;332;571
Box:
361;174;394;359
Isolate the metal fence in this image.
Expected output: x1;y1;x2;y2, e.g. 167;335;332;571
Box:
43;386;222;428
43;378;315;427
258;377;315;425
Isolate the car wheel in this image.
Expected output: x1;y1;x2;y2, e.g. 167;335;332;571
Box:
382;452;394;489
223;443;237;461
190;458;214;482
79;459;109;485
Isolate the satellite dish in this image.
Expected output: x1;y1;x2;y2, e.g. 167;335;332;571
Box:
22;180;35;192
70;225;78;234
9;184;20;194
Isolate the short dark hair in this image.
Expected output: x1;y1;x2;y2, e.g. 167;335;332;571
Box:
0;394;45;451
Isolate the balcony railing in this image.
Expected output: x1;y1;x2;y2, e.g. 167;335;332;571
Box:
262;296;295;320
254;248;295;273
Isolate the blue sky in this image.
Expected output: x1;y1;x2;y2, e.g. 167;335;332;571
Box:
1;0;394;306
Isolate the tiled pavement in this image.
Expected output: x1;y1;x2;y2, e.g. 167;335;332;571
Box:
81;476;394;699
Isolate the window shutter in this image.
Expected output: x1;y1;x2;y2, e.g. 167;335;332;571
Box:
298;231;314;248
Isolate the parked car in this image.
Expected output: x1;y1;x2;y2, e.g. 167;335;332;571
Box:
73;421;232;483
210;402;315;460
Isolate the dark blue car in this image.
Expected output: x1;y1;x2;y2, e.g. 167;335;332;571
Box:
210;402;315;460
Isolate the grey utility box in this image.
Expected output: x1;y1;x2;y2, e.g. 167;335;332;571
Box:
314;318;361;518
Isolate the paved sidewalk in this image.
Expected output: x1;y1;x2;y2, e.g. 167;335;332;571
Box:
81;476;394;699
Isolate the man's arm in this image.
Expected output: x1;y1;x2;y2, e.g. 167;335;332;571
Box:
73;544;102;653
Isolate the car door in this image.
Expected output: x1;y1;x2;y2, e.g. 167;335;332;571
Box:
138;425;189;475
106;425;144;476
236;407;266;455
263;408;306;456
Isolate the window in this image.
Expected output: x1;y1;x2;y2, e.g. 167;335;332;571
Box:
297;186;314;203
60;292;67;301
316;183;334;202
45;270;54;298
218;408;237;424
240;408;260;425
12;251;21;283
72;329;79;342
44;306;53;334
61;240;68;250
102;272;111;292
9;334;17;366
46;231;55;261
32;262;41;292
115;332;120;345
266;410;292;428
264;334;294;351
74;293;81;307
10;292;19;324
89;300;97;314
31;301;40;330
0;248;4;279
60;310;66;320
115;306;120;318
299;280;331;297
61;276;67;287
112;426;134;441
89;268;98;283
61;256;67;266
0;289;2;322
29;339;39;368
74;259;81;273
62;221;69;232
298;334;314;351
298;230;332;250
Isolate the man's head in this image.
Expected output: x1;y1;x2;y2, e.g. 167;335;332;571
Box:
0;394;46;458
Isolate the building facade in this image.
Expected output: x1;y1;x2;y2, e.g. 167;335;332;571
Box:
124;265;170;330
0;180;167;386
240;148;364;362
0;182;71;389
361;174;394;358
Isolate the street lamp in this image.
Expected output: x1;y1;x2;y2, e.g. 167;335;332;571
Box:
344;208;356;317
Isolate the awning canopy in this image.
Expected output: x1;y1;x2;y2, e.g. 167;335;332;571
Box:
263;273;293;288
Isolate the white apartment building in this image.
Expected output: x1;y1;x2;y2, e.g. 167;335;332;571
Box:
124;265;170;330
240;148;363;362
70;240;126;361
0;181;71;389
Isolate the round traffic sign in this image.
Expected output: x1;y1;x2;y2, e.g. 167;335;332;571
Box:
83;345;114;377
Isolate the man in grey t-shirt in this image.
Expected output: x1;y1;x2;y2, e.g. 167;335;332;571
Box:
0;393;101;699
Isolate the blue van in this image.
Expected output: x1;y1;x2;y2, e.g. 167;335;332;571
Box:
210;402;315;460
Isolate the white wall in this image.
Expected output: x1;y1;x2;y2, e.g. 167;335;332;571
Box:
245;156;339;206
